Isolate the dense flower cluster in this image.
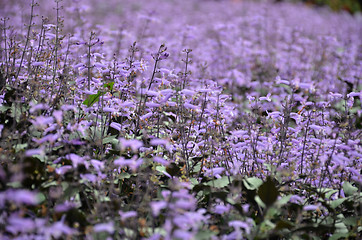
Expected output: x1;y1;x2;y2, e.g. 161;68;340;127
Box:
0;0;361;239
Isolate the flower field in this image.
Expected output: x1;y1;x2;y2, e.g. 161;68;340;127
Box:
0;0;361;239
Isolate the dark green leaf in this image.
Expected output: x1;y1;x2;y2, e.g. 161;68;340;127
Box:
258;176;279;207
275;220;294;230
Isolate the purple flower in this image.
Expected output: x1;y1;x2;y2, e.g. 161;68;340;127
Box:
55;165;72;175
66;153;85;168
31;116;54;129
53;110;63;124
173;229;193;240
7;189;40;205
29;103;49;113
180;89;196;96
25;148;45;157
184;103;199;110
114;156;143;171
141;112;153;121
103;107;116;113
46;219;76;238
6;215;35;234
229;220;251;234
150;201;168;216
119;138;143;152
110;122;122;131
303;204;320;211
119;210;137;221
54;201;79;212
94;221;114;234
153;156;170;166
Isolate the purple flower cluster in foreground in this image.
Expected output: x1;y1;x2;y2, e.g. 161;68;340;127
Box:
0;0;361;239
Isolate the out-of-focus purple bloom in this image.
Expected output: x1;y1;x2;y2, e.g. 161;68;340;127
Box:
32;133;60;144
119;138;143;152
276;76;290;85
303;204;320;211
153;156;169;166
6;215;35;234
184;103;199;110
55;165;72;175
309;124;323;132
289;195;304;204
173;229;193;240
150;138;169;147
259;93;271;102
29;103;49;113
146;90;159;97
31;116;54;129
329;92;343;99
120;101;135;108
61;104;77;112
94;221;114;234
150;201;168;216
229;220;251;234
180;89;196;96
7;189;40;205
110;122;122;131
103;107;116;113
54;201;78;212
53;110;63;124
66;153;85;168
114;156;143;171
80;173;97;183
213;204;229;214
141;112;153;120
90;159;105;171
45;217;76;238
25;148;45;157
119;210;137;221
146;102;160;108
31;61;45;67
205;167;225;178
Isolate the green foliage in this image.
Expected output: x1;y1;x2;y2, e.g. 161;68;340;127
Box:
83;82;114;107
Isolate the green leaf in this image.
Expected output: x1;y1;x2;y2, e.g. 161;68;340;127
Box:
103;82;114;91
329;233;349;240
119;172;132;179
41;180;58;188
61;185;79;201
342;182;358;196
258;176;279;207
325;189;338;199
195;230;217;240
243;177;263;190
343;217;358;226
0;105;10;112
255;195;266;208
206;176;232;188
102;135;118;144
83;92;102;107
275;220;294;230
14;143;28;153
37;193;46;203
330;198;346;209
277;195;292;206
